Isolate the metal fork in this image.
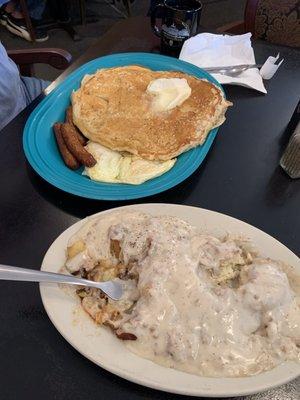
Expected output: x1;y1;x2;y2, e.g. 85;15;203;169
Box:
0;264;123;300
204;64;262;76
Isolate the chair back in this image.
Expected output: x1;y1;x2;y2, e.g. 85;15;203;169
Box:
245;0;300;47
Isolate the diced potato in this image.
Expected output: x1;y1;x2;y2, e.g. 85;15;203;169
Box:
87;259;118;282
102;268;117;281
67;240;86;259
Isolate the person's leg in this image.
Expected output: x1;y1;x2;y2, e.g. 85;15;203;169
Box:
20;76;51;105
0;0;14;25
26;0;47;20
14;0;46;21
3;0;48;41
0;1;14;11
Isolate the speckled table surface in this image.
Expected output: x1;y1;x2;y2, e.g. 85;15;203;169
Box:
0;16;299;400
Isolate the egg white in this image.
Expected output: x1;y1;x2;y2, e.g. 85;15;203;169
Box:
83;142;176;185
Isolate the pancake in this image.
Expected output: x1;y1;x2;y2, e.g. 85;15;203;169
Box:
72;66;231;161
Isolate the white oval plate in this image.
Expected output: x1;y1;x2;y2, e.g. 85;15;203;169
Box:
40;204;300;398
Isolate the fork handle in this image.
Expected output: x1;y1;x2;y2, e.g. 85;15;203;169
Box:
204;64;262;72
0;264;122;300
0;264;83;285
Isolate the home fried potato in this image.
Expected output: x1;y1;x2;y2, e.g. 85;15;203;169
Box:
67;240;86;259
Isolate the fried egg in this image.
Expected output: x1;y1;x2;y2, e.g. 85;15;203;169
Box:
83;142;176;185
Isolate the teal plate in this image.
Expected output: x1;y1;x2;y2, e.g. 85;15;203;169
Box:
23;53;224;201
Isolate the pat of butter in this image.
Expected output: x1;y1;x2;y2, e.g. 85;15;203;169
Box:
147;78;191;112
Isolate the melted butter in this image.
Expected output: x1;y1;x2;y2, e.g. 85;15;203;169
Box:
66;212;300;377
147;78;191;112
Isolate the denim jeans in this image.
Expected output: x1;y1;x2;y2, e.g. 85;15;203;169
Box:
21;76;50;103
0;0;46;20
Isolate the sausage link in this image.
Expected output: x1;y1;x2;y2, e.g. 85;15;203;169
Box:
61;123;97;167
53;123;81;170
65;106;87;145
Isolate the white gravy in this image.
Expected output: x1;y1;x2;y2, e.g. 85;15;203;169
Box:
66;212;300;377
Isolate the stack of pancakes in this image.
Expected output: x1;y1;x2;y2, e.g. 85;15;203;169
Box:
72;66;231;161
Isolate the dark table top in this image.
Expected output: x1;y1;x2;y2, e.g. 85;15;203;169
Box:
0;16;299;400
